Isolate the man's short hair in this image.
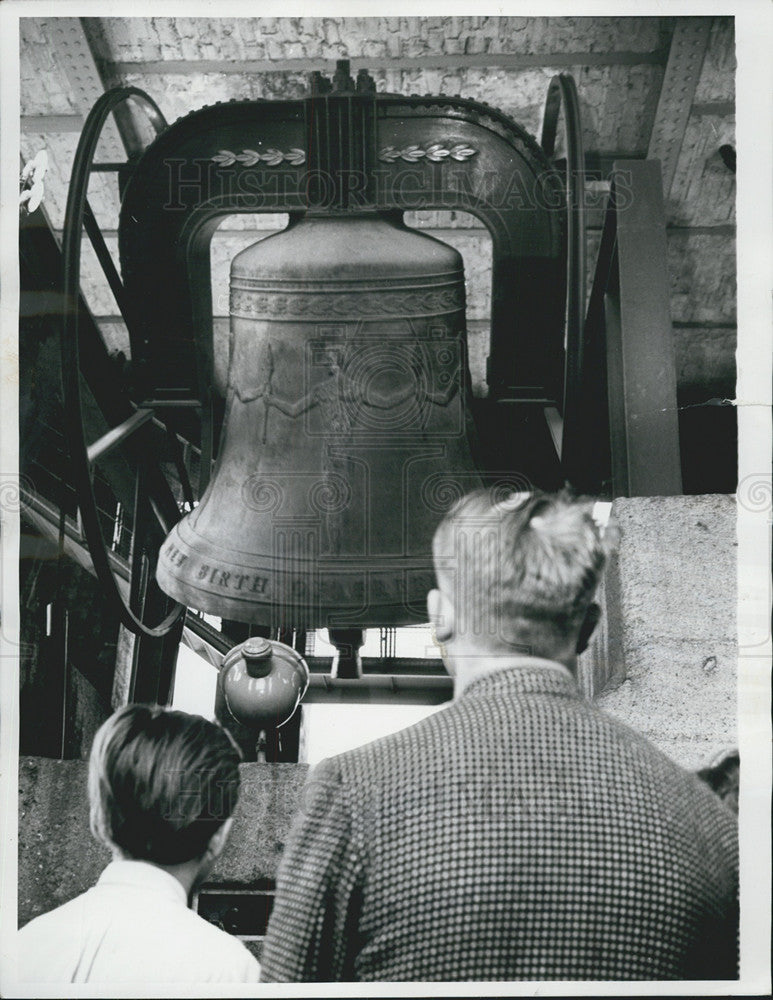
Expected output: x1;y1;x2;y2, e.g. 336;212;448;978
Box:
432;488;616;652
88;705;242;865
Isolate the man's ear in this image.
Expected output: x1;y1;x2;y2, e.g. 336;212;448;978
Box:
427;588;454;643
576;602;601;655
206;816;234;861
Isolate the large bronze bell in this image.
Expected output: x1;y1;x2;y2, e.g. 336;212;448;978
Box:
156;211;483;627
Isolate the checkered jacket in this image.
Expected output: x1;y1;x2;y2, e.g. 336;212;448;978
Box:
260;663;738;982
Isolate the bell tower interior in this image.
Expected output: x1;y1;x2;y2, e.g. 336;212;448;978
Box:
10;13;761;964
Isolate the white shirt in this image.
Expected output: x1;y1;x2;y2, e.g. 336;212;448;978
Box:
16;859;261;984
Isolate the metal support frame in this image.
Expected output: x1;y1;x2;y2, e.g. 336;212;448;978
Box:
118;74;565;412
45;62;684;711
124;466;183;703
647;17;712;197
570;160;683;497
47;17;148;159
125;596;184;704
45;18;126;161
604;161;682;496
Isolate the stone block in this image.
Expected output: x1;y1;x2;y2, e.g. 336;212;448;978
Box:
208;764;310;884
674;325;736;390
120;70;309;126
668;115;735;228
78;234;122;317
405;210;485;230
18;757;108;927
466;320;489;396
593;495;738;770
96;319;131;359
667;231;736;325
210;229;280;318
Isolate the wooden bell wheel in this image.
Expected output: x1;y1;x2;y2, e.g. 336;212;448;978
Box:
61;86;192;638
540;73;588;481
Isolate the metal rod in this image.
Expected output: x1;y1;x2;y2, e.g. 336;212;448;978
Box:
302;673;452;705
540;74;587;476
82;199;131;320
140;399;202;408
306;674;450;692
86;407;155;465
543;406;564;460
59;609;70;760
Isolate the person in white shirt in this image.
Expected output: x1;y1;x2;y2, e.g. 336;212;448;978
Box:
16;704;260;984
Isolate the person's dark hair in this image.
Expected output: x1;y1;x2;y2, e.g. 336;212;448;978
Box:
88;704;242;865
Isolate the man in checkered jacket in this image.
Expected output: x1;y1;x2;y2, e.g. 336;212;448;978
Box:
260;490;738;982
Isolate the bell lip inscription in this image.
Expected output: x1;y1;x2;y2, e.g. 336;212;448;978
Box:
156;568;434;629
163;513;438;565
